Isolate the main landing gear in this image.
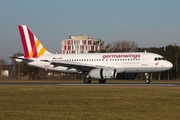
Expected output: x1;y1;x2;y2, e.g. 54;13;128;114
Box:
145;73;151;84
98;79;106;83
83;77;91;83
83;77;107;84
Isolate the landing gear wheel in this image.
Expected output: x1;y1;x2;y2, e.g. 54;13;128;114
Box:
145;79;150;84
84;78;91;83
145;73;151;84
98;79;106;83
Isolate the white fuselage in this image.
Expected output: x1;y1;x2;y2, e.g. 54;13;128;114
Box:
16;52;173;74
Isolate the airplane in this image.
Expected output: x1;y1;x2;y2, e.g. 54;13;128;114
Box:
13;25;173;84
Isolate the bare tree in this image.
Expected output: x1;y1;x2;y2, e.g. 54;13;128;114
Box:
111;41;138;52
11;52;40;79
0;58;7;76
11;52;24;79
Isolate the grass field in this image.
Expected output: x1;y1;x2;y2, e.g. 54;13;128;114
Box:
0;86;180;120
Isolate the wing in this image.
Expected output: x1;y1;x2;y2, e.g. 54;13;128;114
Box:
41;60;107;73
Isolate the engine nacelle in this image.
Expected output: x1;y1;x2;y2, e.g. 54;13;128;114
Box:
89;68;117;79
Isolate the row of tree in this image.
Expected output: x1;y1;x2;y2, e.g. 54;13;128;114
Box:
0;41;179;80
141;44;179;80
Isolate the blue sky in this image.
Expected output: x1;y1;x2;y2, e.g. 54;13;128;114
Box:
0;0;180;62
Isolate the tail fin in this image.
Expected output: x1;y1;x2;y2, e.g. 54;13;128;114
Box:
18;25;50;58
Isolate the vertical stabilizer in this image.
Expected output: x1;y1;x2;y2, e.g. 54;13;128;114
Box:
18;25;50;58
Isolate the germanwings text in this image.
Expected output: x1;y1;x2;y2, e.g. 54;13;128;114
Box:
102;54;141;59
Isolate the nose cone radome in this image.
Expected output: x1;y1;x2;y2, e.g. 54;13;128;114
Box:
166;61;173;70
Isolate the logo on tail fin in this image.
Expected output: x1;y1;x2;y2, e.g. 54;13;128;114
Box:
18;25;50;58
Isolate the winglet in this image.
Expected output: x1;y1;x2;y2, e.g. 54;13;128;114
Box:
18;25;51;58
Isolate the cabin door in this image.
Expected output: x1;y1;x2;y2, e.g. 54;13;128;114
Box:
142;54;148;66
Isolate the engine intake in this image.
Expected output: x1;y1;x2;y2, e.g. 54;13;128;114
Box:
89;68;117;79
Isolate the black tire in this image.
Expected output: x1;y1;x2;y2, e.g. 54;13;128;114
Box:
84;78;91;83
98;79;106;83
145;79;150;84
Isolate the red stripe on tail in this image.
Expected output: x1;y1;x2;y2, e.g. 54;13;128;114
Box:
27;28;38;58
18;26;29;58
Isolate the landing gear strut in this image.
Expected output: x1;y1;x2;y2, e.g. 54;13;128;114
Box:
145;73;150;84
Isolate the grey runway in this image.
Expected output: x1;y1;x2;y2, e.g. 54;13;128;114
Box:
0;83;179;87
58;83;180;87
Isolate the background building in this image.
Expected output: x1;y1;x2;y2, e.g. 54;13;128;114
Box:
61;35;106;54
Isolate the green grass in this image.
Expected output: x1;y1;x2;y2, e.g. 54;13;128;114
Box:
0;86;180;120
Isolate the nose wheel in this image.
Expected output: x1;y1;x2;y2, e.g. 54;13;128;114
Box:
145;73;151;84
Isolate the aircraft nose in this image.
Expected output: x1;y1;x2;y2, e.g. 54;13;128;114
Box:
166;61;173;69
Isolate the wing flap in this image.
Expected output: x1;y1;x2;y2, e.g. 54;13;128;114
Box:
41;60;105;72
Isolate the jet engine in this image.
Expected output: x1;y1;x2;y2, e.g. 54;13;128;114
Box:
89;68;117;79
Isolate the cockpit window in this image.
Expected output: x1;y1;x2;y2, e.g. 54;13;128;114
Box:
154;57;166;61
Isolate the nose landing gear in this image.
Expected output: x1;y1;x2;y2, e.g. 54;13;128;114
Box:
145;73;151;84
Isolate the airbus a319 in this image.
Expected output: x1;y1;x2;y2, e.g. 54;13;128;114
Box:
13;25;173;84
